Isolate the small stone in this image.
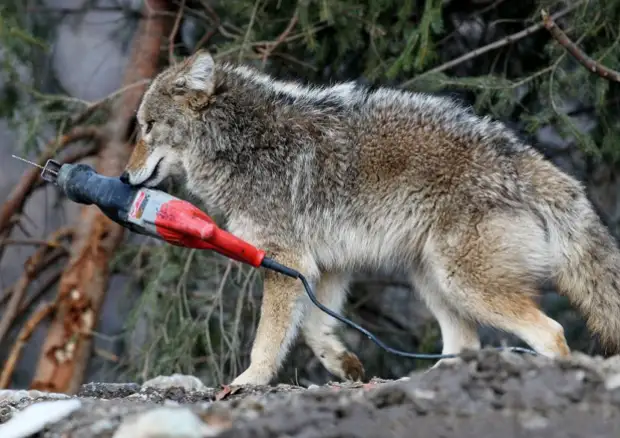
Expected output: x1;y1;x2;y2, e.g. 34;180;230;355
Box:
605;374;620;390
307;384;320;390
412;389;436;400
518;411;550;430
142;374;207;392
112;407;224;438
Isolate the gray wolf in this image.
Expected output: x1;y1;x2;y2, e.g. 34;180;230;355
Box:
121;50;620;386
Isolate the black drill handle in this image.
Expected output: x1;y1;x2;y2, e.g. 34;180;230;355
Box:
56;163;138;223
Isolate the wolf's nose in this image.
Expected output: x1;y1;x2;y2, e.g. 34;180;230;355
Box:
119;171;130;184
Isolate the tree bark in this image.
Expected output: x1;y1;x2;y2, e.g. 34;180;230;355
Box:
30;0;173;394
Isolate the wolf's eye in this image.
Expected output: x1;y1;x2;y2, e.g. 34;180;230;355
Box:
145;121;154;134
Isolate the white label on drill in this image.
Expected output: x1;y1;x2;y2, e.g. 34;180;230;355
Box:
127;188;179;237
128;190;146;220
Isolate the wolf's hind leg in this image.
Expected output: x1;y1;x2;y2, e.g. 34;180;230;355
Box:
301;271;365;381
429;214;570;358
413;270;481;368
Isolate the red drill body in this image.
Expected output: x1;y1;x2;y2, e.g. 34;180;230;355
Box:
126;189;266;267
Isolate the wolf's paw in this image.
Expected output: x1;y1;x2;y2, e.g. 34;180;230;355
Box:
339;351;365;381
230;365;273;387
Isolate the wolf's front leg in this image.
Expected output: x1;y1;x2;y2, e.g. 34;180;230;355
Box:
231;255;307;386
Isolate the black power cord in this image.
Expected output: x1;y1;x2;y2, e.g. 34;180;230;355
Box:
261;257;539;360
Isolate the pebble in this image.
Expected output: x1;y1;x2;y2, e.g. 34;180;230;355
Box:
112;406;223;438
141;374;207;392
604;373;620;390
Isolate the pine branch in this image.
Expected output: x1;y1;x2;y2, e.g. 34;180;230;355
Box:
402;2;585;87
541;9;620;83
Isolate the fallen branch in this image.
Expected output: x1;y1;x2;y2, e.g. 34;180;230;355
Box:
541;9;620;83
0;227;71;344
0;302;55;388
402;2;585;87
30;0;173;395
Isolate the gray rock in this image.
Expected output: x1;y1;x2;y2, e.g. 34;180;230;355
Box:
142;374;208;392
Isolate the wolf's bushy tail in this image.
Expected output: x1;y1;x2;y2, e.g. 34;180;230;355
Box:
539;174;620;353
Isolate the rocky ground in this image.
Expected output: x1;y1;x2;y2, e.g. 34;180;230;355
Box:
2;349;620;438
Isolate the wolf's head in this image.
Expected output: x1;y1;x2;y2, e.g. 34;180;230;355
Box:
121;50;218;187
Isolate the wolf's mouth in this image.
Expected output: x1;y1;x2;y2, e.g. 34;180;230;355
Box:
141;157;163;187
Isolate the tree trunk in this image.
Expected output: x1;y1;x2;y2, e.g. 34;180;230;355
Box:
30;0;173;394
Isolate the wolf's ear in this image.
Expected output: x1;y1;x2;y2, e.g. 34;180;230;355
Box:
173;50;215;95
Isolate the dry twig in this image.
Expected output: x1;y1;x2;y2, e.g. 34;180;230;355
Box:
0;302;56;388
18;269;63;315
0;238;67;250
0;228;71;344
260;13;299;68
0;253;66;309
194;0;221;49
169;0;186;64
541;9;620;83
70;79;151;127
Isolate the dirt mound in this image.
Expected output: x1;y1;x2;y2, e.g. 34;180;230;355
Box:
2;349;620;437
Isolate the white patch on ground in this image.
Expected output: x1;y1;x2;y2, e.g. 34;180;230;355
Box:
0;398;82;438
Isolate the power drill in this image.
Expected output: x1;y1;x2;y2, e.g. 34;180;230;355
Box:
18;158;266;268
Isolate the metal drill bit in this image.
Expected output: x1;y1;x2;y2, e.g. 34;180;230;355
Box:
11;155;60;183
11;155;46;170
